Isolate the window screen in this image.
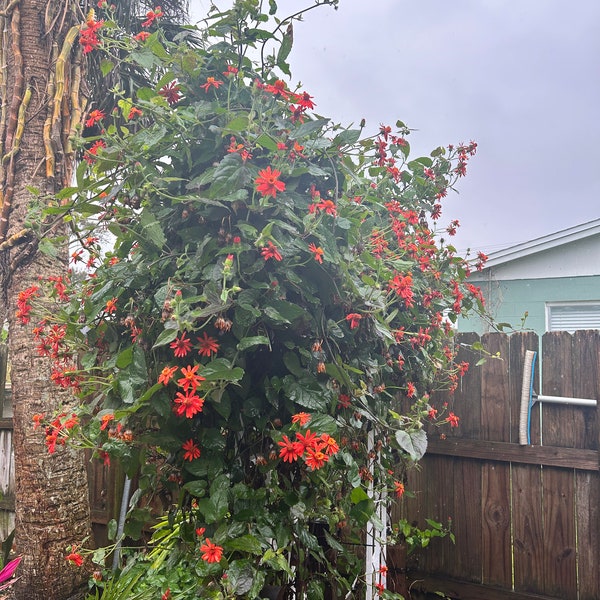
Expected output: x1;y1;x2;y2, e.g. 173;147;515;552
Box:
547;303;600;333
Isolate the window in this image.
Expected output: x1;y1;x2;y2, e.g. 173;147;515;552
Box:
546;302;600;333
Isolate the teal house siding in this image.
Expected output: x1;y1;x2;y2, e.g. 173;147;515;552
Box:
458;275;600;336
457;220;600;337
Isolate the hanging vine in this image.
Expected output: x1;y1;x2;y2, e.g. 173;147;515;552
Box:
0;0;86;275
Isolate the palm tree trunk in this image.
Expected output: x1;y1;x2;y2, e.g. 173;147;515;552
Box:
0;1;92;598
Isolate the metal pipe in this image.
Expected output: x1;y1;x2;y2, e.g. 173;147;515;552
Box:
112;475;132;571
535;394;597;407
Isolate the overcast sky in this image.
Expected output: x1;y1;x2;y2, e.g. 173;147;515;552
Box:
192;1;600;255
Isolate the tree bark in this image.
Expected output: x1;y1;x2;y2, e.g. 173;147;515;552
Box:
0;1;92;598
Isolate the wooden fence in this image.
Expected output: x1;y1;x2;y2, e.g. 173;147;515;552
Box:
0;333;598;599
396;331;600;600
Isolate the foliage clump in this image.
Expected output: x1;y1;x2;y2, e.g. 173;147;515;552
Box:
23;1;486;597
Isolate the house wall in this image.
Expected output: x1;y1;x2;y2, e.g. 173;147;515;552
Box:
458;275;600;335
481;229;600;280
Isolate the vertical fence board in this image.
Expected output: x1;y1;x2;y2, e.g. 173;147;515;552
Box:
420;455;454;576
512;463;544;594
542;332;577;447
475;334;512;587
480;333;510;442
541;331;578;599
447;332;483;583
404;458;426;574
452;458;482;583
451;332;482;440
572;330;600;599
576;471;600;600
481;462;511;587
542;468;577;599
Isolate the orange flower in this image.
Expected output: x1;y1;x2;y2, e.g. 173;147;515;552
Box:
394;481;405;498
32;413;45;430
66;551;84;567
182;439;201;461
261;241;282;262
128;107;143;120
255;166;285;198
200;77;224;92
448;412;460;428
316;199;337;216
105;297;117;314
320;433;339;456
85;109;105;128
278;435;304;463
141;6;163;27
99;413;114;431
199;538;223;563
158;365;178;385
308;242;324;264
177;364;205;391
295;429;318;451
291;412;311;427
133;31;151;42
304;447;328;470
173;390;204;418
345;313;362;330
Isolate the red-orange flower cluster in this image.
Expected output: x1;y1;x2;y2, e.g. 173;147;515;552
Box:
80;17;103;54
278;427;339;470
141;6;163;27
16;285;39;324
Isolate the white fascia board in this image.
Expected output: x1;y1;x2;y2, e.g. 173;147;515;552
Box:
479;218;600;270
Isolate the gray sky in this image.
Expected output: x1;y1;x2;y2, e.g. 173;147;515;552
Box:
192;1;600;255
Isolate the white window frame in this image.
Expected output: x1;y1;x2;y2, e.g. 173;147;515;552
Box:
545;300;600;333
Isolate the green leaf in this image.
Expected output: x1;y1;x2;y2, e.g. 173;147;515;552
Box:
116;346;133;369
395;429;428;461
332;129;361;147
276;23;293;75
225;535;263;555
152;328;179;349
38;238;60;257
350;486;369;504
237;335;270;351
223;115;249;133
285;380;327;411
293;118;329;139
226;560;255;595
183;480;208;497
100;59;114;76
200;359;244;383
283;351;305;378
264;305;290;324
255;133;278;152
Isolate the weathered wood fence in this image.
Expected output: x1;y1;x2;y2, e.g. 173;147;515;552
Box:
0;333;598;600
397;331;599;600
